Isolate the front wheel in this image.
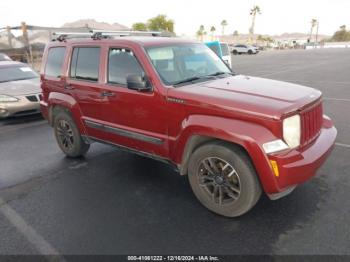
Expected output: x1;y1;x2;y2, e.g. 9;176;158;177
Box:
188;142;261;217
248;50;253;54
53;111;90;157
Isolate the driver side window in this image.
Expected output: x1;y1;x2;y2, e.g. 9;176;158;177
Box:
108;48;144;86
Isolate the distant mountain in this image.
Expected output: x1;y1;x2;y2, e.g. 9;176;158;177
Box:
271;32;330;40
62;19;130;30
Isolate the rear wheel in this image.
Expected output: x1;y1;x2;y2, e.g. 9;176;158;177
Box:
188;142;261;217
53;111;90;157
232;50;238;55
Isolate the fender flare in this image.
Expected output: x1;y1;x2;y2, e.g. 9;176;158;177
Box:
47;92;87;135
172;115;280;193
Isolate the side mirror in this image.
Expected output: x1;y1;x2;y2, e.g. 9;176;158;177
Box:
126;74;151;92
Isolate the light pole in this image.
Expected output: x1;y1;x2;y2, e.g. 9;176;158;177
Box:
315;21;319;48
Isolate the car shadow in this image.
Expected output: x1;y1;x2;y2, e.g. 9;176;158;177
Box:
0;114;43;126
33;147;327;255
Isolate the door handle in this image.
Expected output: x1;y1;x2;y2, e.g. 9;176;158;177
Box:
100;91;115;97
64;83;74;90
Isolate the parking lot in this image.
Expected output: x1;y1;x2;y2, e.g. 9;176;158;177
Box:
0;48;349;256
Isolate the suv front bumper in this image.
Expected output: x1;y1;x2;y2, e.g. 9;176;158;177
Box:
265;118;337;198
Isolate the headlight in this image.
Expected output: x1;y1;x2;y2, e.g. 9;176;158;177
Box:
283;114;301;148
0;95;19;102
263;139;289;154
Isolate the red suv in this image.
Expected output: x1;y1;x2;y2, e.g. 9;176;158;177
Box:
40;32;337;217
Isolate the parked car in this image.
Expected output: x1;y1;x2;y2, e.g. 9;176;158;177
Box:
0;53;12;61
205;41;232;68
231;44;259;55
41;33;336;217
0;61;41;118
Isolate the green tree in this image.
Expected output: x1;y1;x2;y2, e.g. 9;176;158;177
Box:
221;20;228;35
132;22;148;31
147;14;174;33
233;30;239;36
210;26;216;40
249;6;261;43
331;25;350;42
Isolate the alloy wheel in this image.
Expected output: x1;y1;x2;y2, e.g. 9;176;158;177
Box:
197;157;241;205
56;119;74;151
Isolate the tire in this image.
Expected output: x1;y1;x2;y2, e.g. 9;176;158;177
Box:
53;111;90;157
248;50;253;55
232;50;238;55
188;142;262;217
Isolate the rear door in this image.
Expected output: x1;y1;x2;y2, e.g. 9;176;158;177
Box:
65;46;112;139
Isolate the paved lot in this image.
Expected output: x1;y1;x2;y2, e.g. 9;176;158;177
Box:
0;49;349;256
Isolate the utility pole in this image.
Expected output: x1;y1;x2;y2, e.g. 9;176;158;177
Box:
315;21;319;49
6;26;13;48
21;22;33;65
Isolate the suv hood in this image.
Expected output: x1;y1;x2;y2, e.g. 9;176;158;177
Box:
168;75;321;119
0;78;40;96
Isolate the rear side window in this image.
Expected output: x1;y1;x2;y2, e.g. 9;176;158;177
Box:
108;48;144;86
45;47;66;78
220;44;229;56
70;47;100;82
208;45;220;56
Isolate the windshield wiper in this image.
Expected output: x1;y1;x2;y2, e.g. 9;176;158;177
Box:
173;76;212;86
208;71;234;77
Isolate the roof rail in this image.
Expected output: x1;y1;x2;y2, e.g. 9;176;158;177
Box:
91;30;163;39
52;30;165;41
52;32;93;41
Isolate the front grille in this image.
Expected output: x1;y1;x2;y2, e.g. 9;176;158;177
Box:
300;102;323;146
26;95;39;102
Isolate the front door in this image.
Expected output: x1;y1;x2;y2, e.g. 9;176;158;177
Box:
94;46;169;158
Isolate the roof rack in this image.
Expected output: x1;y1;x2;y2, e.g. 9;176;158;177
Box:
52;30;164;42
52;32;93;41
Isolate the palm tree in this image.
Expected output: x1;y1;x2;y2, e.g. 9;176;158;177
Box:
210;26;216;40
340;25;346;31
309;19;318;42
249;6;261;43
197;25;206;42
221;20;228;35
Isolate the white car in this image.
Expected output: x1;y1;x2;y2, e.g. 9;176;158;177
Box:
231;44;258;55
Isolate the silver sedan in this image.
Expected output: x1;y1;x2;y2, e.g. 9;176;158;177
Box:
0;61;41;118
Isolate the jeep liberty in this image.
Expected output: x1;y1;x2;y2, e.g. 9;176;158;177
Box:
40;32;337;217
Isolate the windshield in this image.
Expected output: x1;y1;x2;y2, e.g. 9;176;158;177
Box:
146;43;232;86
0;66;38;83
220;43;230;56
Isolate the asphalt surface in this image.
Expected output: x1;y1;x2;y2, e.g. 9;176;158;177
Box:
0;48;349;256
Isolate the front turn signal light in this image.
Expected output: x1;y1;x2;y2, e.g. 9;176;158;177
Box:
270;160;279;177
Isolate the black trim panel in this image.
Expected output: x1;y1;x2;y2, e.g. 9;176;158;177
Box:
83;135;177;170
84;120;163;145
